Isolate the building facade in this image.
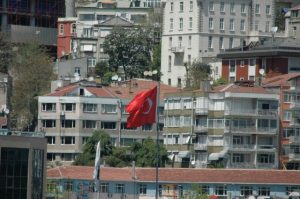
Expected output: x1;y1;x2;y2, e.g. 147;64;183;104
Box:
160;0;297;88
0;132;47;199
47;166;300;199
163;83;279;169
38;79;178;164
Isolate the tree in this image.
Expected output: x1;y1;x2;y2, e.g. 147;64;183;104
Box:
0;33;12;73
213;77;228;86
149;43;161;80
186;60;211;89
73;130;113;166
105;147;132;167
103;26;154;79
181;184;210;199
274;10;286;31
10;43;54;131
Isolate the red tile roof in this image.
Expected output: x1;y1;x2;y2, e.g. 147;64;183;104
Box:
262;73;300;87
212;84;271;94
48;166;300;185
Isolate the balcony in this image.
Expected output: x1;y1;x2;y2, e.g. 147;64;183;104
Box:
170;46;184;53
225;127;277;135
256;162;277;169
194;143;207;150
290;101;300;109
194;125;208;132
230;162;255;169
289;136;300;143
230;144;255;151
224;109;277;118
257;145;276;152
289;153;300;161
195;108;208;115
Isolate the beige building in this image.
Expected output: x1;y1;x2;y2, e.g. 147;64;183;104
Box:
0;132;47;199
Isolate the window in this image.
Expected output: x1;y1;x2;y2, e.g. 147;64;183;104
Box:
168;56;172;72
199;185;209;194
170;2;174;12
229;76;235;83
61;103;76;112
61;153;75;161
258;187;270;196
255;4;260;14
284;111;292;121
240;186;253;196
229;37;234;48
286;186;300;195
83;28;92;37
121;122;137;130
74;67;80;75
179;2;184;12
240;19;245;31
219;18;224;30
71;23;76;34
139;184;147;195
179;18;183;30
178;36;183;48
215;185;227;196
240;60;244;67
178;78;182;88
42;120;56;128
209;18;214;30
229;60;235;72
42;103;56;111
101;122;116;129
255;20;259;31
116;184;125;193
249;59;256;66
61;120;75;128
209;2;214;11
230;3;234;13
265;21;270;32
100;183;109;193
83;120;96;128
257;154;274;164
168;78;171;85
266;5;271;15
220;2;225;12
61;136;75;145
230;19;234;31
208;36;213;49
46;136;56;145
59;24;64;35
142;124;152;131
87;57;96;67
190;1;193;11
233;153;244;163
170;18;174;30
63;181;73;191
82;137;89;144
219;37;224;49
83;103;97;112
189;17;193;29
188;36;192;48
241;4;246;14
169;37;172;48
102;104;117;114
188;54;191;66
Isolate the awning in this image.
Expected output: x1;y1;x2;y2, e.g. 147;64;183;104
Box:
178;151;190;158
208;148;228;161
168;154;175;160
185;135;191;144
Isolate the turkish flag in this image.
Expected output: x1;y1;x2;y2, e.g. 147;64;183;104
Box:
126;86;157;128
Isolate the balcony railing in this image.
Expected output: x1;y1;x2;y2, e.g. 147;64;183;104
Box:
289;136;300;143
289;153;300;160
290;101;300;109
194;125;208;132
170;46;184;53
230;162;255;169
194;143;208;150
230;144;255;150
257;145;276;151
225;109;277;118
256;162;277;169
195;108;208;115
225;126;277;134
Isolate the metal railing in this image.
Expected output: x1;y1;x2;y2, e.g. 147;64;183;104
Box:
225;109;277;117
194;143;208;150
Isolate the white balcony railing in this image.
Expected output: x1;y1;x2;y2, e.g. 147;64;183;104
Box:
170;46;184;53
225;109;277;117
194;143;208;150
230;144;255;150
289;136;300;143
289;153;300;160
194;125;208;132
225;126;277;134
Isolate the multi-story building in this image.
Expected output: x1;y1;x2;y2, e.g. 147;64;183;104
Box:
263;73;300;170
0;131;46;199
47;165;300;199
217;38;300;82
38;79;178;164
164;82;279;169
160;0;297;88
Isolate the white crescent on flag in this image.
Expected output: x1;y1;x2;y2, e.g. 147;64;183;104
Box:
142;97;153;115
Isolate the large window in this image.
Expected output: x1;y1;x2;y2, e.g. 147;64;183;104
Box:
230;19;234;31
258;187;270;196
240;186;253;196
229;60;236;72
116;184;125;193
100;183;109;193
255;4;260;14
46;136;56;145
179;18;183;30
220;2;225;12
42;103;56;111
32;149;44;199
241;4;246;14
215;185;227;196
219;18;224;30
101;104;117;114
61;103;76;112
170;18;174;30
208;36;213;49
139;184;147;195
83;103;97;112
209;18;213;30
240;19;245;31
257;154;274;164
42;120;56;128
61;120;75;128
209;2;214;11
82;120;97;128
266;5;271;15
101;122;116;129
179;2;184;12
61;136;75;145
142;124;152;131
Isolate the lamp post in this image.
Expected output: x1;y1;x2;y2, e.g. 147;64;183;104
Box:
143;70;160;199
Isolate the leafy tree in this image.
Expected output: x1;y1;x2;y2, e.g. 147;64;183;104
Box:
274;10;286;31
0;33;12;73
148;43;161;80
10;43;54;131
181;184;210;199
95;61;109;77
213;77;228;86
103;26;154;79
105;147;132;167
73;130;113;166
186;60;211;89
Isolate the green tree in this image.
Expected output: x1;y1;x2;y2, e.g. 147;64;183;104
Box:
103;26;154;79
213;77;228;86
274;10;285;31
148;43;161;80
95;61;109;77
73;130;113;166
186;60;211;89
0;33;12;73
181;184;210;199
105;147;132;167
10;43;54;130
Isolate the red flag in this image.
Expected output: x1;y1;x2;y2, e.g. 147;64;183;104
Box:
126;86;157;128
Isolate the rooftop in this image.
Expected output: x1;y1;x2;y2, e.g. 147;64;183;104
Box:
262;73;300;87
212;84;272;94
48;166;300;185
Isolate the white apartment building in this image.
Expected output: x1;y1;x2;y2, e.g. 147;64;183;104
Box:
161;0;278;87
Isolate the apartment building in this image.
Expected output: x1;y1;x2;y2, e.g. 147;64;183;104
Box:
47;166;300;199
160;0;292;88
217;38;300;82
164;82;279;169
38;79;178;164
263;73;300;170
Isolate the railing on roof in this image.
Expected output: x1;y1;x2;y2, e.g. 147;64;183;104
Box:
0;130;45;137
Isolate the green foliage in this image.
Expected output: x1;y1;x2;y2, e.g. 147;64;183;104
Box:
149;43;161;80
186;60;211;89
274;10;285;31
207;160;225;168
0;33;12;73
10;42;54;130
95;61;109;77
105;147;132;167
103;26;154;79
181;184;209;199
213;77;228;86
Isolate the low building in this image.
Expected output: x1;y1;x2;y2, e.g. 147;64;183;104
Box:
0;131;47;199
47;165;300;199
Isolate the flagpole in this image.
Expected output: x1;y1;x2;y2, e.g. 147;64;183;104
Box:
155;75;160;199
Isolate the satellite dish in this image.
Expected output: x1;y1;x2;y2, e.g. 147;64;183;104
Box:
271;26;278;33
152;70;158;75
4;108;9;114
259;68;265;75
117;77;122;82
111;75;119;81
